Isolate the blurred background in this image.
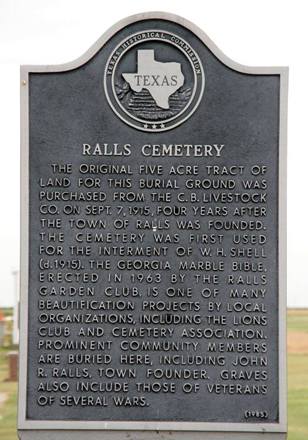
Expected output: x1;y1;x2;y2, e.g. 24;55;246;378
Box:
0;0;307;438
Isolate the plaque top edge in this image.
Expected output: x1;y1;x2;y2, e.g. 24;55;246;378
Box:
19;11;288;77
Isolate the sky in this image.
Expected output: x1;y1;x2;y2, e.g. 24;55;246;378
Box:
0;0;306;307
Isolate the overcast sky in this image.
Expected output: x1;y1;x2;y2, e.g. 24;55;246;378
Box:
0;0;306;307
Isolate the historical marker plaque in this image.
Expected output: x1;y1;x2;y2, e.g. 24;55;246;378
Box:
18;12;288;440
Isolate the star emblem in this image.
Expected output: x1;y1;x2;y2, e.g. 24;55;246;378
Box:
152;124;157;129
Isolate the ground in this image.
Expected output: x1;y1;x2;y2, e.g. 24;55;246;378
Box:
0;308;307;439
0;347;17;439
287;309;308;440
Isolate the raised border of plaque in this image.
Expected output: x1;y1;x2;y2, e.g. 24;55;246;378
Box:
18;11;288;440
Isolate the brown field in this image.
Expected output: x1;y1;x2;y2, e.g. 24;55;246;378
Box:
288;308;308;316
287;331;308;353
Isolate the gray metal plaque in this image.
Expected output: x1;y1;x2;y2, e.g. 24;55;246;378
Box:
18;12;288;440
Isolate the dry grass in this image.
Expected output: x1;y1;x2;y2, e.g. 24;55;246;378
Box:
288;331;308;354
